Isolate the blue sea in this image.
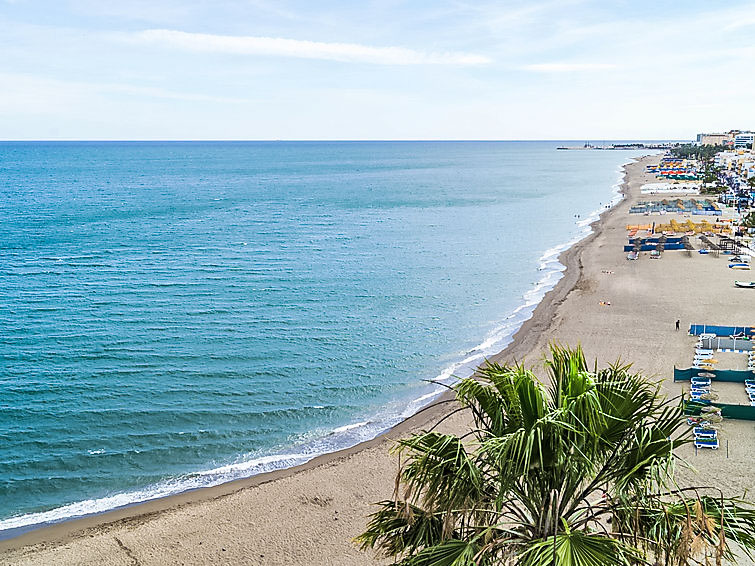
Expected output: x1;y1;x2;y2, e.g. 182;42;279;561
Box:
0;141;651;535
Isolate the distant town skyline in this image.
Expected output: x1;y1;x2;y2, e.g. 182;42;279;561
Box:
1;0;755;140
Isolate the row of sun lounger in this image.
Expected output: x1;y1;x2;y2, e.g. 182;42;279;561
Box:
692;347;715;369
746;379;755;407
688;378;719;449
690;376;712;402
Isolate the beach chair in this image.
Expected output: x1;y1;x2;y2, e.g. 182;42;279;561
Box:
694;438;719;450
691;378;711;386
693;427;717;439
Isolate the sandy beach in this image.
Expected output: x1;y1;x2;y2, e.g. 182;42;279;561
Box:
3;153;754;566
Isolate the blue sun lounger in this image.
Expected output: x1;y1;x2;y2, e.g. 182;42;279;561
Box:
694;438;719;450
693;427;717;439
689;394;711;402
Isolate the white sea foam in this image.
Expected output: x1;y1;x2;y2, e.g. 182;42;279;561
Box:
331;421;370;434
0;158;642;537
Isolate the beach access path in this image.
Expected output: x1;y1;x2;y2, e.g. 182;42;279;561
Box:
3;155;754;566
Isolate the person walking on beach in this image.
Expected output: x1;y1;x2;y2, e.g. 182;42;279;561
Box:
675;319;680;331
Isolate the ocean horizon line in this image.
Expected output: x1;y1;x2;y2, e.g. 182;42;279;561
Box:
0;138;689;143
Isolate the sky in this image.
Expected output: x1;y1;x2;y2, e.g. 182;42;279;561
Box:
1;0;754;140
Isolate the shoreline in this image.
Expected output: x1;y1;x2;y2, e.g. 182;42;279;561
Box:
0;155;649;556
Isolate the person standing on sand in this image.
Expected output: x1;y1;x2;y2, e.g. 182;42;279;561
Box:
675;319;680;331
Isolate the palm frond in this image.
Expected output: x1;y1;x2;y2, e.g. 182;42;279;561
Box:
518;529;641;566
404;538;484;566
355;500;445;556
397;432;484;513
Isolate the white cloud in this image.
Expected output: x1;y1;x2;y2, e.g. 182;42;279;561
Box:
521;62;617;72
129;29;492;65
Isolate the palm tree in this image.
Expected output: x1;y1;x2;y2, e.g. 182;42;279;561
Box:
357;345;755;565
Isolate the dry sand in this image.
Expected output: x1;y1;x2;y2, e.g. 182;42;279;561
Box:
3;155;754;565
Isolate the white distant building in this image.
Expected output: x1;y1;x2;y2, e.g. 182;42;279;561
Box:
715;149;753;172
745;161;755;179
696;132;731;145
734;132;755;149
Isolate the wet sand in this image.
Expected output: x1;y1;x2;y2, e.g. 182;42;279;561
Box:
3;154;754;565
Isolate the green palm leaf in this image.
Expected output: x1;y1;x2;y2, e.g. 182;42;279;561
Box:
519;530;640;566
